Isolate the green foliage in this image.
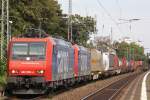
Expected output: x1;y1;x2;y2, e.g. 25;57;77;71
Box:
0;75;6;86
114;42;145;61
0;60;6;76
72;14;96;46
8;0;67;37
0;60;6;86
0;1;96;45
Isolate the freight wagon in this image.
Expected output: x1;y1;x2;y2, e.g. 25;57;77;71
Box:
90;50;121;80
90;49;103;79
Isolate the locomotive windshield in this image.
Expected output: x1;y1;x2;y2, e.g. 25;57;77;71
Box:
12;42;46;60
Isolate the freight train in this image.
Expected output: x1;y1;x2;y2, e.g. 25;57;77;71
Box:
6;33;143;95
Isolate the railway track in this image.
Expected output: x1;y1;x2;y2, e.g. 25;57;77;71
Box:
81;72;141;100
3;82;88;100
2;72;141;100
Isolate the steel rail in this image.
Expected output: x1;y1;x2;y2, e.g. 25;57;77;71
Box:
81;72;141;100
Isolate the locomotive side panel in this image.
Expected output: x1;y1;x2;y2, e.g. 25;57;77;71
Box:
45;37;54;81
52;40;74;81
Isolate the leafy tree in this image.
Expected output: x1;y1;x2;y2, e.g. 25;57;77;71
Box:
1;1;96;45
94;36;111;52
1;0;67;37
0;60;6;76
114;41;145;61
71;14;96;46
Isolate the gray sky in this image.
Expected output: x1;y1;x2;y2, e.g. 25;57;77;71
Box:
58;0;150;52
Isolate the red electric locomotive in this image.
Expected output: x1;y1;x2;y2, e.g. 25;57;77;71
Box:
6;32;91;94
7;36;55;94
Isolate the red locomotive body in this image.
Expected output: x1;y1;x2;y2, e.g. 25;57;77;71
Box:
7;37;54;94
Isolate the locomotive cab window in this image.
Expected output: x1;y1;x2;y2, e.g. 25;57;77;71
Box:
12;42;46;60
12;43;28;56
29;43;46;59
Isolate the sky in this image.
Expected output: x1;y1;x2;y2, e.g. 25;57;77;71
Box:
58;0;150;52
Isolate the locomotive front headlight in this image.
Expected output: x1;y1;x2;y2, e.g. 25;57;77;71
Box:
11;69;19;74
37;70;45;74
11;70;15;74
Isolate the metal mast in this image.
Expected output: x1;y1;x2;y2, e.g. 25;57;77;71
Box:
68;0;72;42
1;0;9;60
110;27;113;44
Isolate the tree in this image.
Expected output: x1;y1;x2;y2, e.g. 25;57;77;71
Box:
0;60;6;76
71;14;96;46
0;0;97;46
94;36;111;51
5;0;67;37
1;1;96;45
114;41;145;61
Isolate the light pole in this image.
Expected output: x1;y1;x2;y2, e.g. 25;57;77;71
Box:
144;48;150;55
118;18;141;33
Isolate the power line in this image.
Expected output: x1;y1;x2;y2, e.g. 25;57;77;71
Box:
116;0;122;19
96;0;123;33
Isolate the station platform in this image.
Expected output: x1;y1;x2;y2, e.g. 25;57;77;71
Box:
143;71;150;100
115;70;150;100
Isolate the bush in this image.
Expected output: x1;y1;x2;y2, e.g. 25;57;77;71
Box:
0;76;6;86
0;60;6;87
0;60;6;76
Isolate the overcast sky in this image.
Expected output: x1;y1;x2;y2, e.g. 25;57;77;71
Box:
58;0;150;52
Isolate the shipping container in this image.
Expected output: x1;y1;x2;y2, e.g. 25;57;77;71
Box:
109;54;114;70
102;52;109;71
90;49;103;73
113;55;119;68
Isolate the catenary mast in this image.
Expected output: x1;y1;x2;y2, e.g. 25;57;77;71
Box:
68;0;72;42
1;0;9;60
